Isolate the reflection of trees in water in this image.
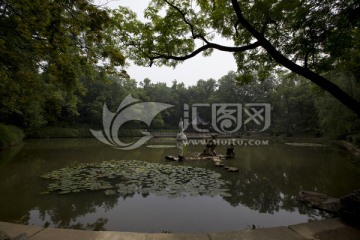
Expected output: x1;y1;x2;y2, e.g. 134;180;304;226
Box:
0;153;117;230
34;191;156;230
35;192;119;230
47;217;108;231
222;167;330;218
225;168;283;213
0;159;331;229
217;145;346;218
1;142;356;229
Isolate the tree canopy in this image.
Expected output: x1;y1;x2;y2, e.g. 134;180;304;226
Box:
112;0;360;115
1;0;360;141
0;0;125;126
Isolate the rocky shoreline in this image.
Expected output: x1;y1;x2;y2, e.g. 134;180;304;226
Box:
299;189;360;225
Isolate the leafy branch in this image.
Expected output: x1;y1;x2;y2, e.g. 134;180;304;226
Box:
163;0;208;42
147;0;260;66
230;0;360;116
149;41;260;66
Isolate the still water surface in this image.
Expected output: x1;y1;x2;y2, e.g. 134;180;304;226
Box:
0;138;359;233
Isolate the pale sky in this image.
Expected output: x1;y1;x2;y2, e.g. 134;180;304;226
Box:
96;0;238;86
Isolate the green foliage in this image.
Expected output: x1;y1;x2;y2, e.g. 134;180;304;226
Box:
25;127;92;138
271;73;319;132
41;160;230;197
77;74;136;126
4;67;357;140
111;0;360;115
0;0;125;127
315;72;360;139
2;0;359;139
352;135;360;148
113;0;360;74
0;124;25;149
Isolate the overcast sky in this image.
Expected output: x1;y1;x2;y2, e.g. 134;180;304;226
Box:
96;0;237;86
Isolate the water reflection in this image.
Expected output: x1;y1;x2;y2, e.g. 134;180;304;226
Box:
0;138;359;232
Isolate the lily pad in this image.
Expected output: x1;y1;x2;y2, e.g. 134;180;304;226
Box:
219;192;232;197
41;160;230;198
104;189;116;196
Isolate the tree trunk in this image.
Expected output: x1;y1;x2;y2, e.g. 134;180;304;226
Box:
231;0;360;117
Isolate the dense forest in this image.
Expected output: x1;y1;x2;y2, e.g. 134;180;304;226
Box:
1;0;360;146
64;70;360;142
2;67;360;142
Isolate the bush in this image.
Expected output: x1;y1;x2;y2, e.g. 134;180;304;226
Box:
26;127;93;138
314;131;322;138
0;124;25;149
25;127;145;138
351;134;360;148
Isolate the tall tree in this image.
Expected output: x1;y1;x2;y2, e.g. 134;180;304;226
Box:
315;71;360;139
0;0;125;126
271;73;319;132
112;0;360;116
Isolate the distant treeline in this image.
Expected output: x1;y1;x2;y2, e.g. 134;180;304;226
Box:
2;70;359;144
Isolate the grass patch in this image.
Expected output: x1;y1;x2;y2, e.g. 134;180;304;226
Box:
0;124;25;149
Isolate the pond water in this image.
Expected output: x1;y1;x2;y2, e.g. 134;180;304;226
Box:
0;138;359;233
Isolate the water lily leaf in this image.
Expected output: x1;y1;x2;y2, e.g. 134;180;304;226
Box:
104;190;116;196
40;160;230;197
190;192;200;197
220;192;232;197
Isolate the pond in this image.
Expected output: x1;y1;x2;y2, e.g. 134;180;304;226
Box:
0;138;359;233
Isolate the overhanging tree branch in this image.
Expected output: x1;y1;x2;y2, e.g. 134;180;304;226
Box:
164;0;208;42
149;41;260;66
231;0;360;116
147;1;260;67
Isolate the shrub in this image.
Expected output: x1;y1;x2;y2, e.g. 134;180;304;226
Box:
0;124;25;149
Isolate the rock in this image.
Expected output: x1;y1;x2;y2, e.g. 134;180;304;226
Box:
12;234;27;240
0;231;27;240
298;191;340;213
339;189;360;224
226;167;239;172
0;231;10;240
201;135;218;156
212;156;221;162
214;162;224;167
165;155;175;161
226;144;235;159
165;155;183;161
299;188;360;225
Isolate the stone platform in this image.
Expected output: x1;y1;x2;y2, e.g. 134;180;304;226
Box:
1;218;360;240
